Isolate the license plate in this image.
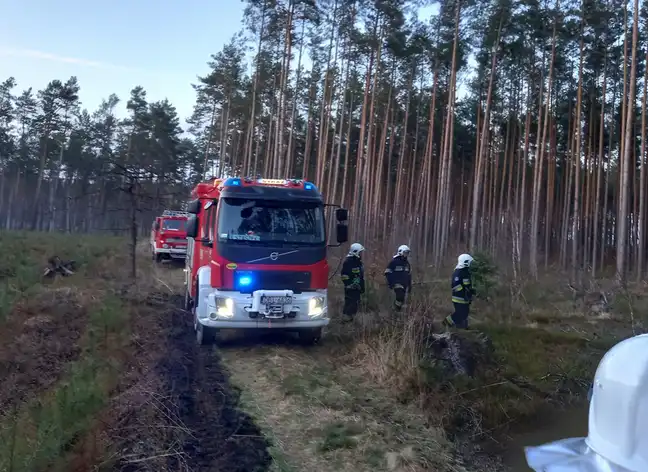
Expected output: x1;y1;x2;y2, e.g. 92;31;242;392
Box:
261;296;292;305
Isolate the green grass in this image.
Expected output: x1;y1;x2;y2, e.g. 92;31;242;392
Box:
413;324;609;439
0;296;129;472
0;231;131;472
318;421;363;452
0;231;126;323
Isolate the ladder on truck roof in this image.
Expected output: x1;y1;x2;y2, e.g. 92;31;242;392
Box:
162;210;189;218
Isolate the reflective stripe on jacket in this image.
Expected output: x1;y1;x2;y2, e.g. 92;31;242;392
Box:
341;256;364;291
451;267;472;304
384;255;412;290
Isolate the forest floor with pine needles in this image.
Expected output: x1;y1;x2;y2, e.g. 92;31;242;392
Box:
0;232;643;472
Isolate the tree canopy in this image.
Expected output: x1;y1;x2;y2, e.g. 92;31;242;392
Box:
3;0;648;282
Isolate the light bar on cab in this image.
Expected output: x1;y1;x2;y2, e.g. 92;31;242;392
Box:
162;210;189;217
257;178;286;185
220;177;318;192
223;177;241;186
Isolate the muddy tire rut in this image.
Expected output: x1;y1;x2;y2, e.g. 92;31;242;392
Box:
113;296;271;472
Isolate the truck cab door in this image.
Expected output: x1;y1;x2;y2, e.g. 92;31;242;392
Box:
199;203;215;263
151;218;161;245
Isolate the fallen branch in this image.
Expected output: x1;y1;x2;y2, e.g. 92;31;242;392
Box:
43;256;77;278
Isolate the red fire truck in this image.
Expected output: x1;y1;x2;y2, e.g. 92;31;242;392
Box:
184;177;348;345
150;210;189;263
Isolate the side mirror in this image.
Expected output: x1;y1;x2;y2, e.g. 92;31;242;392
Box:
154;222;160;231
187;199;201;215
336;223;348;244
335;208;348;222
186;215;199;239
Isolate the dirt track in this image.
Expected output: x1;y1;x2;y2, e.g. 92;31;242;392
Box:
111;293;271;472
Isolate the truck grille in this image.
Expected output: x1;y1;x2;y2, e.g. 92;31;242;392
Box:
234;270;311;294
165;238;186;243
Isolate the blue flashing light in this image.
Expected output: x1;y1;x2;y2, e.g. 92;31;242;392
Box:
304;182;316;191
224;177;241;186
238;275;252;287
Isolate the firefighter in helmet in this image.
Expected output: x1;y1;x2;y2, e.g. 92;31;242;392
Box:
443;253;474;329
341;243;365;320
384;245;412;311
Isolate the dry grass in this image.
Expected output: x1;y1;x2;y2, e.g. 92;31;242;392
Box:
221;251;640;471
0;231;640;472
222;344;465;472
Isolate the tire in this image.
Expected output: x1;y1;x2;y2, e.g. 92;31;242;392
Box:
155;253;163;263
195;315;217;345
184;288;192;312
298;327;322;345
193;283;216;345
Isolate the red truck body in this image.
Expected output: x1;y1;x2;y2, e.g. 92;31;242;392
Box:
183;176;348;345
150;210;189;262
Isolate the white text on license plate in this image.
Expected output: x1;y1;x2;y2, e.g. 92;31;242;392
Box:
261;296;292;305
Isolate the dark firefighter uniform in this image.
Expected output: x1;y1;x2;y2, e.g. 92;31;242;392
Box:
341;256;364;318
384;255;412;311
445;266;472;328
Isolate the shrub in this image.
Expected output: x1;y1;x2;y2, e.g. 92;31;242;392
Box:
470;250;497;299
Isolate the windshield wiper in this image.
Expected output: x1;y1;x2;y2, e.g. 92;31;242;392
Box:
219;238;320;248
220;238;275;247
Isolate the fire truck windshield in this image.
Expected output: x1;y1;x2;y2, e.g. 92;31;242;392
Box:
217;198;325;245
162;219;186;231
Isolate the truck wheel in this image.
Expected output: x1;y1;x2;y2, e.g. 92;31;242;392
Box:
298;327;322;345
155;253;163;263
192;284;216;345
184;289;192;312
195;315;216;345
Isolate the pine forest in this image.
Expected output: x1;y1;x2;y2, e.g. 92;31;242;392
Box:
2;0;648;284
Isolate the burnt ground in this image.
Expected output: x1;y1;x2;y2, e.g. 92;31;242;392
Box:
109;294;272;472
0;287;87;414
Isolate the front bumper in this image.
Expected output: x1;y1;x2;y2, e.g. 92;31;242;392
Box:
195;289;329;330
154;247;187;257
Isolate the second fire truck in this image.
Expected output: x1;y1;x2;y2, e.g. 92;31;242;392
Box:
150;210;189;262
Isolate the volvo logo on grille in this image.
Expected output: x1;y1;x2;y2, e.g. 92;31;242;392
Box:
246;249;298;264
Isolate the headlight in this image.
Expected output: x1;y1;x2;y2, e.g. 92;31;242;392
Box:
163;243;169;248
214;297;234;318
308;296;325;317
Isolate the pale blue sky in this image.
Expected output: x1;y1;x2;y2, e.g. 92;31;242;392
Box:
0;0;246;123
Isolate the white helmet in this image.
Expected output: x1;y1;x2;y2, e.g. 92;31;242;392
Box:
585;334;648;471
348;242;365;257
397;245;411;257
456;253;474;269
